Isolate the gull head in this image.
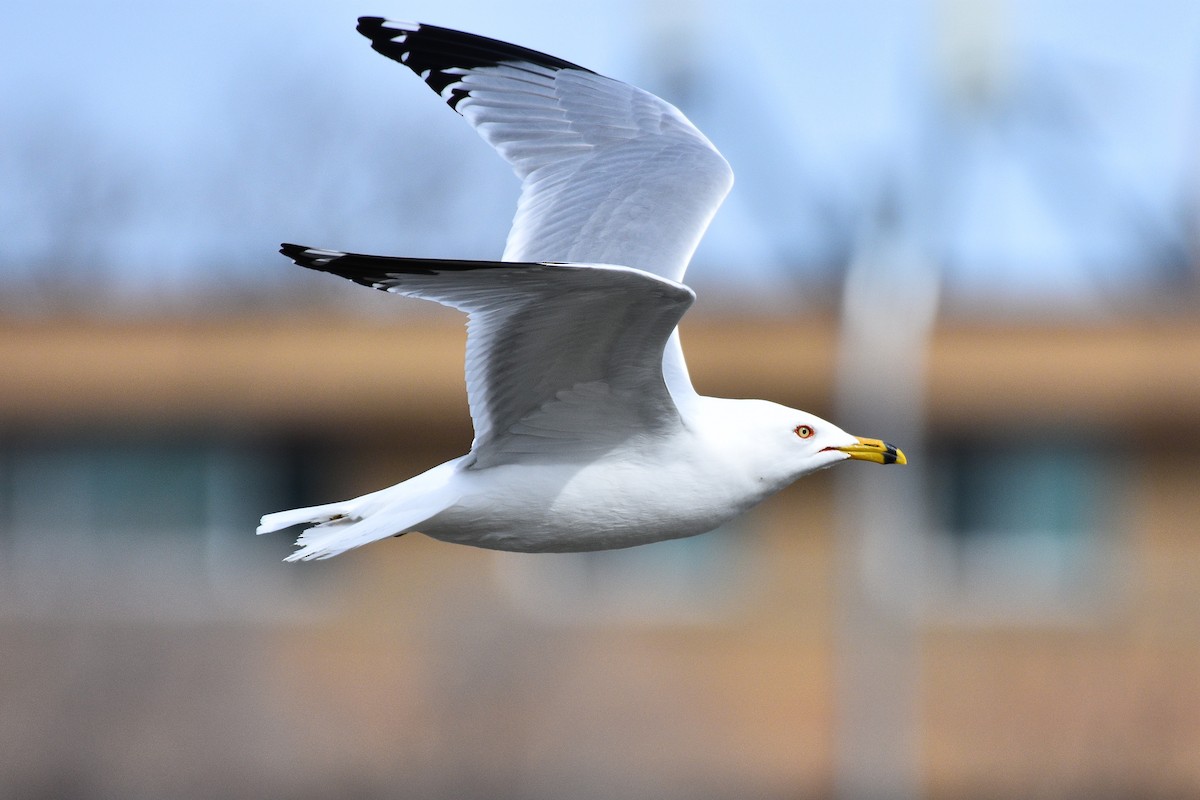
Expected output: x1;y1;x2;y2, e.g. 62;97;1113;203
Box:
788;413;905;477
712;399;906;490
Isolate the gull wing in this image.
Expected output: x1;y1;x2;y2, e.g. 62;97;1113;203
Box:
355;19;734;409
281;244;696;467
356;18;734;282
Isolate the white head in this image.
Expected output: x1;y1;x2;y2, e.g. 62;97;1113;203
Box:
706;399;906;493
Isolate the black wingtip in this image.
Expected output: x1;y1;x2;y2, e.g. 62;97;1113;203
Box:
355;16;391;40
280;242;320;265
352;17;594;112
280;243;394;290
279;243;350;273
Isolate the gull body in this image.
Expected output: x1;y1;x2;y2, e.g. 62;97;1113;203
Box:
416;399;854;553
258;19;905;561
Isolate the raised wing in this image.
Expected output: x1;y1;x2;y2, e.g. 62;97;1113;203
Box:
355;18;733;283
281;244;695;467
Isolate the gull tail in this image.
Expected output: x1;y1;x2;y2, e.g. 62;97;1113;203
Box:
257;458;464;562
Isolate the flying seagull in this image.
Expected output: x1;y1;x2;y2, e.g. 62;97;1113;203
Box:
258;18;905;561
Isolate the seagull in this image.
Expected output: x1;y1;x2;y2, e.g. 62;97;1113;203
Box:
258;18;905;561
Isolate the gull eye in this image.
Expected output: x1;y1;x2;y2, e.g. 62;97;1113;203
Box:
794;425;814;439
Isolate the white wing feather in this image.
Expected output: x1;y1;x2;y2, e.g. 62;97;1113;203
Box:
356;19;734;405
357;18;733;280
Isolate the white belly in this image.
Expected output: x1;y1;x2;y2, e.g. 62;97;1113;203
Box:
419;453;766;553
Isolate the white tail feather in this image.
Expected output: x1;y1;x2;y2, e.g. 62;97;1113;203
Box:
284;514;415;562
257;500;361;536
258;458;465;561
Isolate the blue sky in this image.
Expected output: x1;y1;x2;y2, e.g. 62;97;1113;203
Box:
3;0;1198;312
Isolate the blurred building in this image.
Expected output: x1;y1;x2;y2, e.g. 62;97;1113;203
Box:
4;2;1200;798
0;311;1197;800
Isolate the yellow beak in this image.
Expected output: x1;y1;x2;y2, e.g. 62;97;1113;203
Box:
834;437;907;465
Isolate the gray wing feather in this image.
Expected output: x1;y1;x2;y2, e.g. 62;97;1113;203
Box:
281;245;695;466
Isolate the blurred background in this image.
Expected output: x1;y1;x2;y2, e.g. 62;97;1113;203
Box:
2;0;1199;798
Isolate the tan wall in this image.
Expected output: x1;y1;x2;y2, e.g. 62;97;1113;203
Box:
1;316;1197;798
